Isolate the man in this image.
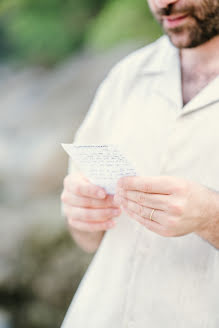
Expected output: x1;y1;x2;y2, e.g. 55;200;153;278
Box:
61;0;219;327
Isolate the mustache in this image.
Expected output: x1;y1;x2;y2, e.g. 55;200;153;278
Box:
156;4;194;16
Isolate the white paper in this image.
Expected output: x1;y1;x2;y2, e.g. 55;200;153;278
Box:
62;144;136;194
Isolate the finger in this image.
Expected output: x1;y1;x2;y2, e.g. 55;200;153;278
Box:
117;190;169;211
125;209;167;236
118;176;176;194
64;175;106;199
64;205;121;222
68;218;116;232
62;192;118;209
119;197;166;225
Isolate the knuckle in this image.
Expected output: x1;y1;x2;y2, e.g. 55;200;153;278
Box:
142;183;151;193
166;216;177;228
159;196;167;207
86;185;95;196
85;210;95;220
88;209;107;220
87;199;96;208
138;205;145;217
174;181;188;194
80;197;90;208
168;200;183;216
174;185;183;194
138;193;146;204
86;210;99;220
74;184;82;195
103;209;113;218
174;202;184;216
166;199;172;212
133;202;140;215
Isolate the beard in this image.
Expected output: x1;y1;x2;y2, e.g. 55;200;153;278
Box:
153;0;219;48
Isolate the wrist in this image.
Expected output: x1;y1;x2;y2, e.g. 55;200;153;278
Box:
70;227;105;253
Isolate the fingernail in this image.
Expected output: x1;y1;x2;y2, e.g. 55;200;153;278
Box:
98;190;106;199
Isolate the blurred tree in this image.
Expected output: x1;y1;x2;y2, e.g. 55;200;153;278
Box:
0;0;162;66
0;0;108;66
0;24;10;58
86;0;162;50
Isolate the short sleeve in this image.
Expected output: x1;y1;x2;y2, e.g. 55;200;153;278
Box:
68;65;122;175
60;67;121;217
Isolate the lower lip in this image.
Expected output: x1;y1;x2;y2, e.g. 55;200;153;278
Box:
164;15;188;28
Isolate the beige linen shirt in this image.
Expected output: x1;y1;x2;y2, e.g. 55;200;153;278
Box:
61;36;219;328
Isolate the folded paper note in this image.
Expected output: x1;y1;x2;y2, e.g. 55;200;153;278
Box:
61;144;136;194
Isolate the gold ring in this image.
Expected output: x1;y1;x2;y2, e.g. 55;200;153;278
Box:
150;209;155;221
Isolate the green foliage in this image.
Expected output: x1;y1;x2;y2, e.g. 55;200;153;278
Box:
0;0;162;66
0;0;20;15
0;0;108;65
6;10;82;65
86;0;162;50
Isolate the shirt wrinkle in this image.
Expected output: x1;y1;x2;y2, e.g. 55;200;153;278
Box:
62;36;219;328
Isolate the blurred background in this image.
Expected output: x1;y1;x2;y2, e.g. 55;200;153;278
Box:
0;0;162;327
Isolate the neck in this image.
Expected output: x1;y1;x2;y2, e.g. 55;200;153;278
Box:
180;35;219;73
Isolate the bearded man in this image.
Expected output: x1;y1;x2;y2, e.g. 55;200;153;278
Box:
61;1;219;327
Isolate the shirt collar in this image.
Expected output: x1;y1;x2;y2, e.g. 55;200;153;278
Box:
182;75;219;115
140;36;172;75
139;36;219;115
140;37;183;109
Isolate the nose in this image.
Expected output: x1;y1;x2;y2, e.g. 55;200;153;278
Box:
154;0;179;8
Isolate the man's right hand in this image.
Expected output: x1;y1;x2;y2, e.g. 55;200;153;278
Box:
61;173;121;233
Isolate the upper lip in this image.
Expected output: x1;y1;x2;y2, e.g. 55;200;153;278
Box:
163;14;188;21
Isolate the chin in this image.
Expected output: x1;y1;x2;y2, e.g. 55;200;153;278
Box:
166;26;216;49
167;33;193;48
166;27;209;49
168;33;216;49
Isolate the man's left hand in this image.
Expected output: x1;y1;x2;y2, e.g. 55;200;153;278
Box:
114;176;214;237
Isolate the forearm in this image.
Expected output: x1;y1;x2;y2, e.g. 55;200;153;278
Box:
196;190;219;249
68;225;105;253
